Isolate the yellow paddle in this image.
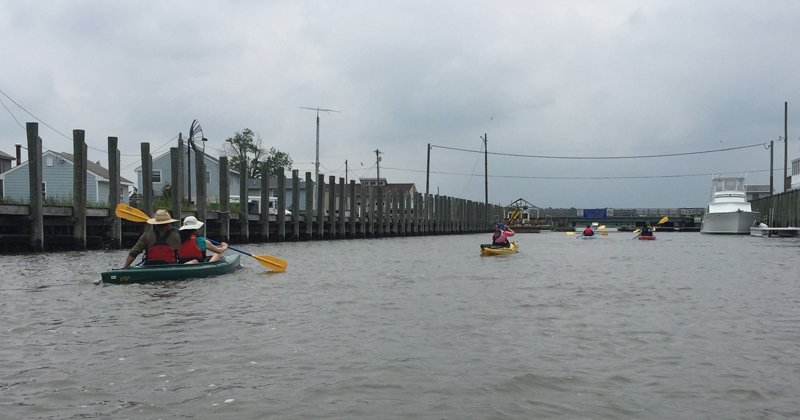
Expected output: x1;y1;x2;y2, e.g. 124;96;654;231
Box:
114;204;287;272
509;208;521;221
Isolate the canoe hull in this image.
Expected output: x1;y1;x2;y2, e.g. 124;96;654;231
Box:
480;241;519;256
638;235;656;240
101;254;241;283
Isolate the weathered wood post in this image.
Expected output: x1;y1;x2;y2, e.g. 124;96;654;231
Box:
26;123;43;251
277;168;286;241
219;157;230;243
359;184;367;238
72;129;87;250
376;185;384;237
292;170;300;241
349;180;356;239
391;188;398;236
366;185;373;237
305;172;314;240
141;143;153;221
399;191;406;236
338;177;346;239
107;136;122;249
170;148;181;225
195;148;206;237
239;160;249;243
316;174;325;239
260;163;270;242
328;175;336;239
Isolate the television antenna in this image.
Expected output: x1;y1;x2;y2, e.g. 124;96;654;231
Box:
301;107;340;200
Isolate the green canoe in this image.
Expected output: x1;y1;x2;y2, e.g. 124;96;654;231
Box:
101;254;241;284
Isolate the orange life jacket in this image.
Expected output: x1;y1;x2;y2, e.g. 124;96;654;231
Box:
178;234;206;263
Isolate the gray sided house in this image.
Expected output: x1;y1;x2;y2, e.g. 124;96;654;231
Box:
0;149;13;174
135;150;241;202
0;151;134;204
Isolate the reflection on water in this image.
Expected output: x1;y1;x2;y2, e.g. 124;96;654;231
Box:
2;233;799;419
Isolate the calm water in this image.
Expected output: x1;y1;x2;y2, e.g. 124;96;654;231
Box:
2;232;799;419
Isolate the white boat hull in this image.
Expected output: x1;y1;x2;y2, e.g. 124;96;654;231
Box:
700;211;758;234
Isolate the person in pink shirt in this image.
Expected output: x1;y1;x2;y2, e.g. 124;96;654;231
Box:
492;222;515;247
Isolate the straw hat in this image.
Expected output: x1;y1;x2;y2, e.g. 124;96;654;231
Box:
147;209;178;225
179;215;204;230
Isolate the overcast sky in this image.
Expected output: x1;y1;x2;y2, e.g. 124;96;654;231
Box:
2;1;799;209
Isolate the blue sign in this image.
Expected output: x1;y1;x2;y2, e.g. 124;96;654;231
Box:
583;209;607;218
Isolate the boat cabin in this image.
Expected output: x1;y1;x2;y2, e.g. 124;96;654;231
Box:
711;177;747;203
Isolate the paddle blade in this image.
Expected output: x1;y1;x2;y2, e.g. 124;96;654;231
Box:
599;232;609;236
509;208;521;220
254;254;288;272
566;231;576;235
633;228;641;233
115;203;150;223
658;216;669;225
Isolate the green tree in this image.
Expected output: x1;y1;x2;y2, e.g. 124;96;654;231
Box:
222;128;292;179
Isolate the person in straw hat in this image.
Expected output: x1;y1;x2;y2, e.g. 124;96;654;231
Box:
122;209;181;268
177;216;228;264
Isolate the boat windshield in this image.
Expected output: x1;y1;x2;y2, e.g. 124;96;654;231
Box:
713;177;745;194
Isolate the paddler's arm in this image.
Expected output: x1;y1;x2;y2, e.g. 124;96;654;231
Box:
123;232;150;268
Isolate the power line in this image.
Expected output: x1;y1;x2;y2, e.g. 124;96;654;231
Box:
382;165;771;180
431;142;766;160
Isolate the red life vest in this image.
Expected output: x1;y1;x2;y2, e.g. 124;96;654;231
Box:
145;229;178;264
583;227;594;236
492;230;509;246
178;234;205;263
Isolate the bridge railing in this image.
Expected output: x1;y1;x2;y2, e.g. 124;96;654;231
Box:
535;208;705;218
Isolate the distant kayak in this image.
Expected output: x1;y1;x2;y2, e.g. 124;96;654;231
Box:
638;236;656;240
480;241;519;256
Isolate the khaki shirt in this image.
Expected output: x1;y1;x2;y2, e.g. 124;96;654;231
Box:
128;228;182;258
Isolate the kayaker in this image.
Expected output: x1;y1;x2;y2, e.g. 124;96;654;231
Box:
178;216;228;264
492;222;515;247
582;224;594;236
122;209;181;268
640;225;654;237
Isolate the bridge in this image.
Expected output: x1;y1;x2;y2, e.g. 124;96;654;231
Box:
506;202;705;231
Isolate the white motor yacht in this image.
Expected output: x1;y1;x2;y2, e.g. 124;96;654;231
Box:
700;177;758;234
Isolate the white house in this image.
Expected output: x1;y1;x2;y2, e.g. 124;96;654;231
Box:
0;151;134;204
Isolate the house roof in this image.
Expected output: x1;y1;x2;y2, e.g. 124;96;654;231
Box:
0;150;134;185
0;150;13;160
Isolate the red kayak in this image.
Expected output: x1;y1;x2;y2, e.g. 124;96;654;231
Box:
638;235;656;240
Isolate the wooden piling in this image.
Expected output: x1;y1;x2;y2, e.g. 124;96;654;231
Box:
141;143;153;221
305;172;314;240
170;148;181;225
328;175;336;239
218;157;230;243
338;177;346;239
195;148;206;237
72;129;87;250
27;123;43;251
292;170;300;241
349;180;356;239
359;184;367;238
107;136;122;249
277;168;286;241
260;163;270;242
316;174;325;239
239;160;249;243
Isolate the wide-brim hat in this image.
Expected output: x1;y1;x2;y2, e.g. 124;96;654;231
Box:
147;209;178;225
179;216;204;230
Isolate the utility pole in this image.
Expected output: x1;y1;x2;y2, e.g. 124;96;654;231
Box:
770;140;774;195
345;160;348;185
301;107;341;203
482;133;488;205
375;149;382;184
784;102;789;192
426;143;431;195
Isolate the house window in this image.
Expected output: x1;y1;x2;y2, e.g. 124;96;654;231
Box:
0;179;3;198
152;170;162;183
42;182;46;198
46;157;53;167
206;170;210;184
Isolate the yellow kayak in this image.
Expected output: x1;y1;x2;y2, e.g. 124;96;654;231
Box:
480;241;518;256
